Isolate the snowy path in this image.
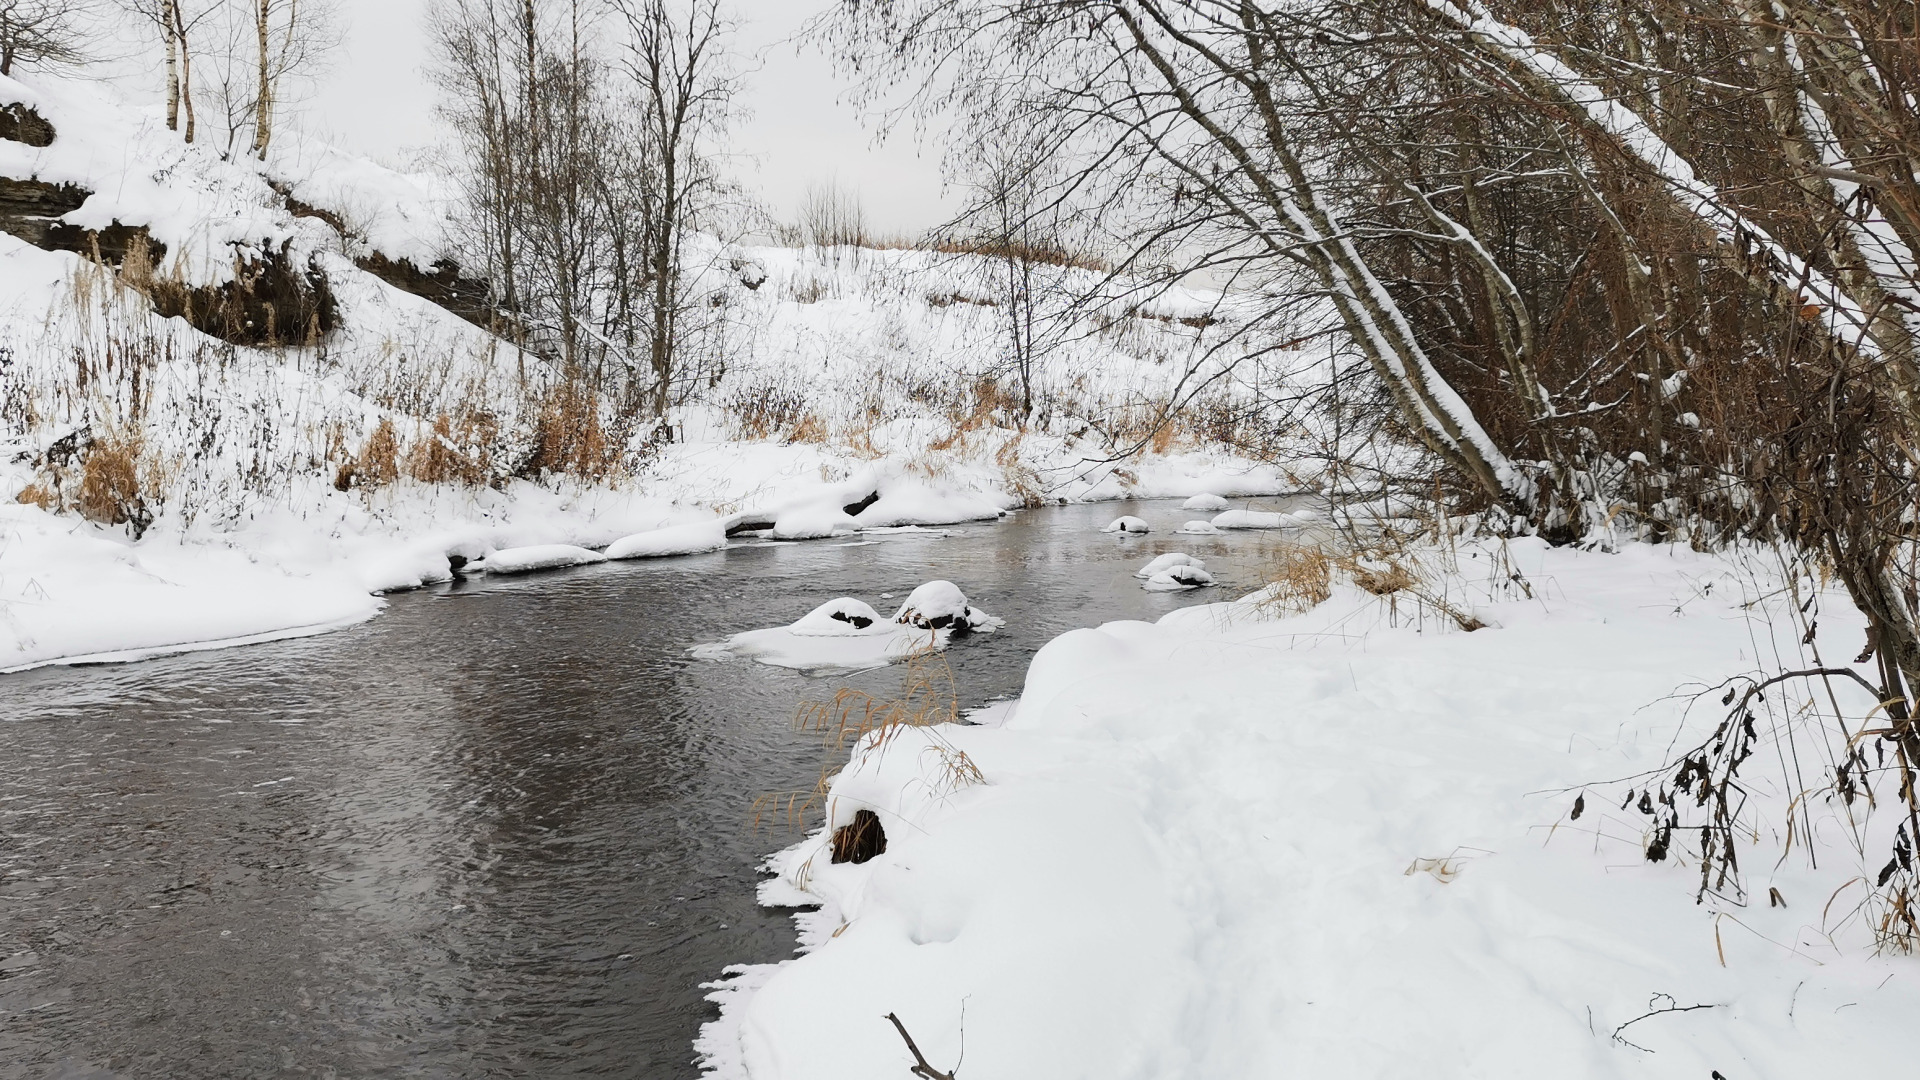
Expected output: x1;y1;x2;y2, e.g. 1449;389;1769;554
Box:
703;541;1920;1078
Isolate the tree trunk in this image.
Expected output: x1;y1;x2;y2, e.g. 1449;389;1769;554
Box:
164;0;180;131
252;0;272;159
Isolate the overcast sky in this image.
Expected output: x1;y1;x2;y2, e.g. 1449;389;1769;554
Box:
305;0;955;235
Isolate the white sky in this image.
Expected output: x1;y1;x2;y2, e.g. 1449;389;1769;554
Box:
305;0;955;235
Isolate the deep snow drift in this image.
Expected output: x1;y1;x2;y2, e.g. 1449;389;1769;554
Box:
698;539;1920;1078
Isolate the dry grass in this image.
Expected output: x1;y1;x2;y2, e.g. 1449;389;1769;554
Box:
786;412;830;444
1256;543;1334;615
753;649;985;840
406;410;496;485
729;384;809;440
14;481;57;510
921;236;1108;273
76;433;149;532
335;417;401;491
1249;532;1486;632
525;381;620;480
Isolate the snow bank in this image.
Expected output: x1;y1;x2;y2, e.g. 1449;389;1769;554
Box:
0;505;382;673
1176;519;1223;535
1102;515;1151;534
481;544;607;574
1181;492;1230;511
605;520;729;559
703;541;1920;1077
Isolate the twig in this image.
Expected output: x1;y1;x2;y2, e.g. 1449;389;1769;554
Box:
885;1013;958;1079
1610;993;1721;1053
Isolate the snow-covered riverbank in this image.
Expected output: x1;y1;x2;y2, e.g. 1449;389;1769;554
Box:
0;441;1291;672
699;538;1920;1078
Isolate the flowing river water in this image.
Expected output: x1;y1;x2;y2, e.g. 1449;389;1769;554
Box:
0;499;1308;1079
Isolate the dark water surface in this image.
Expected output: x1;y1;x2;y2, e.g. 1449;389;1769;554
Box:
0;500;1301;1079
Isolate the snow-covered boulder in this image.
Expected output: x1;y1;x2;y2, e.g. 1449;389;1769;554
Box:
482;544;607;574
1135;552;1205;579
605;520;728;559
1144;564;1215;591
692;584;1000;672
1182;492;1231;511
1177;519;1223;535
1212;509;1304;530
790;598;885;634
772;501;859;539
853;480;1005;528
892;579;1004;632
1102;515;1151;534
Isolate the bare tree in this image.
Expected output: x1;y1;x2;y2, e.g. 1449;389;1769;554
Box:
798;178;868;248
957;145;1061;423
431;0;736;425
0;0;90;74
613;0;736;420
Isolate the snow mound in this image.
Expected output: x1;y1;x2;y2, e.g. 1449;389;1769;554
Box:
482;544;606;574
1135;552;1205;579
1102;515;1151;534
693;582;999;673
853;479;1005;528
1144;564;1215;591
1177;519;1223;535
605;520;727;559
891;579;1004;632
1212;509;1309;530
789;598;886;635
1182;492;1231;511
772;501;859;540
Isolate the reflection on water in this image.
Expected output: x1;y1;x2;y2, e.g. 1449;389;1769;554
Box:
0;500;1306;1078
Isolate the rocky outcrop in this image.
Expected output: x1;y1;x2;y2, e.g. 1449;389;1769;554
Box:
139;242;338;347
0;176;164;265
0;102;54;146
280;189;496;330
355;250;495;329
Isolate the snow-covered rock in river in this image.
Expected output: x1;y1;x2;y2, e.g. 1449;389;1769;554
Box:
481;544;607;574
1102;516;1151;534
772;501;859;540
852;479;1005;528
1143;564;1215;591
1212;509;1308;530
693;582;1001;672
1182;492;1231;511
604;520;728;559
890;579;1004;632
1134;552;1205;579
790;598;885;634
1177;519;1223;535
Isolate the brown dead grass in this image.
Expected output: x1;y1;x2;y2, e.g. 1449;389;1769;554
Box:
752;649;983;844
15;481;56;509
1257;543;1334;615
77;434;146;528
406;410;496;485
787;412;830;444
525;382;620;480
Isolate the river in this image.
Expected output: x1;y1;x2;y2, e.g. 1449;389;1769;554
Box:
0;500;1304;1079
